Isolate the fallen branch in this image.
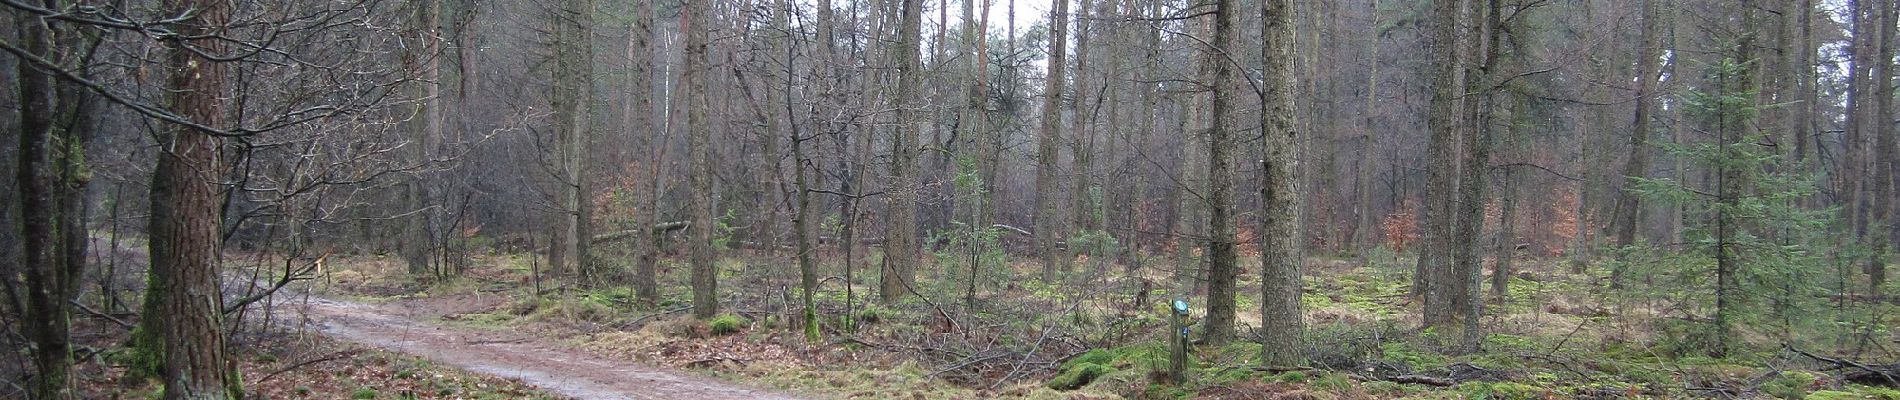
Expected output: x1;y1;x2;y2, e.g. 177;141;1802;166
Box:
254;349;365;384
620;305;691;330
225;252;328;314
1389;374;1456;387
1786;345;1900;387
685;356;751;367
587;221;692;245
68;299;133;330
989;224;1033;236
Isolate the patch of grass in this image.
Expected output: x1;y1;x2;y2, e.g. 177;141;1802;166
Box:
351;387;378;399
709;314;748;335
1458;381;1552;400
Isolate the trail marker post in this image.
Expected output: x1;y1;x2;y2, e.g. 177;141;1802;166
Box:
1169;298;1191;383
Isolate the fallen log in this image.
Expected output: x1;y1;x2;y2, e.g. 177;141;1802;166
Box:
1389;374;1456;387
1788;345;1900;387
1823;293;1900;305
587;221;692;245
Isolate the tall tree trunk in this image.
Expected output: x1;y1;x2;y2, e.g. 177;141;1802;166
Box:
1448;0;1498;352
1492;165;1518;301
1202;0;1239;346
1036;0;1070;282
563;0;598;281
685;0;720;319
403;0;442;276
1611;0;1664;266
1257;0;1303;367
13;9;81;398
1353;0;1383;257
1844;0;1874;247
1867;0;1896;293
630;0;662;302
136;0;241;397
882;0;925;302
1068;0;1095;271
1417;0;1465;327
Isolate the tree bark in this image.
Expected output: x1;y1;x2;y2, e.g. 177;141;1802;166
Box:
1448;0;1498;352
1257;0;1304;367
1611;0;1664;259
1417;0;1465;328
553;0;598;281
630;0;662;302
136;1;242;397
1867;0;1896;293
403;0;442;277
1202;0;1239;346
1035;0;1070;282
684;0;720;319
881;0;925;303
14;9;82;397
1353;0;1383;257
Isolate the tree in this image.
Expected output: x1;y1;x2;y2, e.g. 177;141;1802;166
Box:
134;0;244;396
881;0;926;303
1417;0;1466;332
1035;0;1071;282
12;7;87;397
1201;0;1239;345
629;0;662;302
550;0;598;281
1440;0;1499;352
685;0;720;319
1864;0;1895;294
1611;0;1665;288
402;0;444;276
1707;2;1762;357
1257;0;1304;367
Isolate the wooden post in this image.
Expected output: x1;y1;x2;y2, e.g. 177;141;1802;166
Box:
1169;298;1191;383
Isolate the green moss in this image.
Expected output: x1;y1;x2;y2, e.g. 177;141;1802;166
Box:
1380;341;1449;370
1142;384;1192;399
708;314;748;335
1763;371;1818;399
1311;372;1355;391
1046;362;1116;390
1807;390;1870;400
1362;380;1408;396
1204;367;1263;385
1273;370;1309;383
1846;385;1900;400
352;387;379;399
1458;381;1549;400
1065;349;1117;369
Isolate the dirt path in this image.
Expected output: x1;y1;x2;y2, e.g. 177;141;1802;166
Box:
293;296;806;400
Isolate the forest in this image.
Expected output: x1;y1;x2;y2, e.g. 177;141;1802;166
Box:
3;0;1899;398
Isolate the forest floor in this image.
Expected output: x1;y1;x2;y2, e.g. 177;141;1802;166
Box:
285;246;1900;399
53;237;1900;399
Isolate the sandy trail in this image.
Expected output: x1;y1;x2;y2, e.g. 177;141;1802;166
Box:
292;296;806;400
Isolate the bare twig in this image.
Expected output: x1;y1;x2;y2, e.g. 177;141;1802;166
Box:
254;349;365;384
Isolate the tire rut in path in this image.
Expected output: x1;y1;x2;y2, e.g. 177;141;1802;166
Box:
294;297;806;400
